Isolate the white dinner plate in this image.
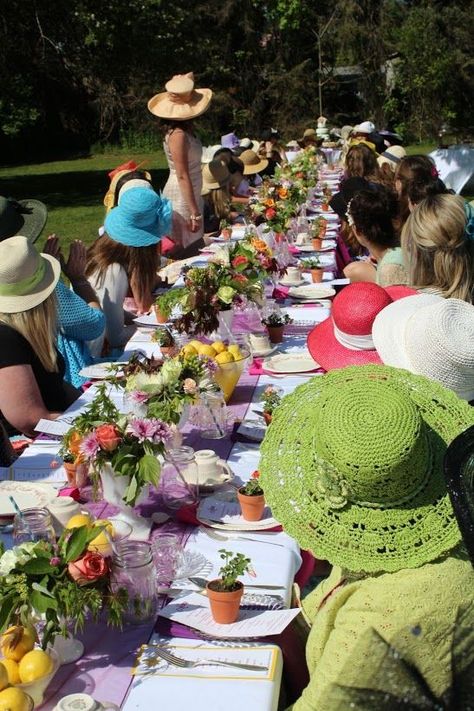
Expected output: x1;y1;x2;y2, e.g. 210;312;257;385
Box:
307;212;339;221
133;312;171;327
79;362;124;379
0;482;57;521
296;244;336;253
288;284;336;300
262;351;320;374
250;344;279;358
197;496;279;531
196;514;279;532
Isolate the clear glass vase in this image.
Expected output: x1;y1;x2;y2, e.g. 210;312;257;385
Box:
111;541;157;624
160;446;199;510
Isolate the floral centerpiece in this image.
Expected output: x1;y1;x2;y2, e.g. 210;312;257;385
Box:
0;526;127;648
249;178;306;235
211;235;285;282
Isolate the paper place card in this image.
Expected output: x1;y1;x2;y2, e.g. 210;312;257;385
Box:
7;444;65;483
133;643;279;680
158;592;300;638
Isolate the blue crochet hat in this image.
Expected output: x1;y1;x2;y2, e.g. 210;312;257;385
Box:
104;187;172;247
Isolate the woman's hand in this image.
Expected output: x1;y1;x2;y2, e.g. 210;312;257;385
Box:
64;240;88;281
43;234;65;269
188;214;202;233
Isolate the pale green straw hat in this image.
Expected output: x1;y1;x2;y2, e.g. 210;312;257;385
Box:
260;365;474;574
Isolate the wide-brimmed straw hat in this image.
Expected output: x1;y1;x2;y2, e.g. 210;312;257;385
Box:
298;128;318;146
104;187;172;247
260;364;474;573
239;150;268;175
239;137;260;152
377;145;407;171
147;73;212;121
0;196;47;244
0;235;60;313
373;294;474;401
103;160;152;210
201;160;230;195
307;282;417;371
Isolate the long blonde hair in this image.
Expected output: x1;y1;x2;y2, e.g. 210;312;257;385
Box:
205;187;231;221
0;292;59;371
402;194;474;302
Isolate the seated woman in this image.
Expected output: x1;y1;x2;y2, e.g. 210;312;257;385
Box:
402;194;474;302
344;187;408;287
344;143;387;186
0;236;81;436
202;160;232;237
259;365;474;710
85;186;172;356
395;154;449;225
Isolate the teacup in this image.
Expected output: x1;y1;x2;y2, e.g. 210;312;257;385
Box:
248;332;271;353
47;497;82;535
194;450;233;486
283;266;302;284
53;694;119;711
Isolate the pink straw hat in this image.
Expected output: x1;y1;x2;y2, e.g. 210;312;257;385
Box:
307;282;417;371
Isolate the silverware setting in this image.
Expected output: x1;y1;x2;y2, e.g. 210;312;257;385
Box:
188;576;285;591
203;527;285;548
152;646;268;672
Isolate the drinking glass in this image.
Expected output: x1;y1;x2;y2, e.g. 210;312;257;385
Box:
160;446;199;510
112;541;157;624
152;533;184;585
199;392;229;439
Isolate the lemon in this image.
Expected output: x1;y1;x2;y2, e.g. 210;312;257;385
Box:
197;344;217;358
0;659;20;685
88;519;114;556
188;340;204;351
0;687;33;711
227;344;243;359
0;663;8;692
180;345;198;357
18;650;53;684
215;351;234;364
1;627;35;662
211;341;227;354
65;513;93;530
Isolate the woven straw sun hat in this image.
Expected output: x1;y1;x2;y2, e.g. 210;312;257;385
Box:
201;160;230;195
147;73;212;121
307;282;417;371
377;145;407;171
239;150;268;175
0;235;60;313
373;294;474;401
0;196;47;244
260;364;474;574
103;160;152;210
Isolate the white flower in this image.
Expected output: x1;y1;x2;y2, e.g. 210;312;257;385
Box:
0;542;38;576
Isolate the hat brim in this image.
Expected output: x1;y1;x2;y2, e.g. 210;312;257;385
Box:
201;177;229;195
307;316;382;370
0;252;60;313
243;157;268;175
14;200;47;244
260;365;473;574
147;88;212;121
105;210;163;248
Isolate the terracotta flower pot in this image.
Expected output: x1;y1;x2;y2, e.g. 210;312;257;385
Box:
263;412;272;426
206;580;244;624
160;345;176;357
321;203;329;212
266;325;284;343
311;268;324;283
318;223;327;238
312;237;323;250
64;462;78;487
238;490;266;521
154;305;168;324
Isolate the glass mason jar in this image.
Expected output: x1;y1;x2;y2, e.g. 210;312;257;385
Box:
199;392;229;439
160;446;199;510
13;507;56;545
111;541;157;624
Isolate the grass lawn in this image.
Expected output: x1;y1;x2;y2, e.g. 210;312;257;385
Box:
0;143;471;251
0;151;168;249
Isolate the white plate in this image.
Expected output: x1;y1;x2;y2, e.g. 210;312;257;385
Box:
133;312;171;327
197;497;279;531
78;362;124;379
288;284;336;300
279;278;306;287
197;514;279;532
307;212;339;221
0;482;57;520
236;419;266;442
250;344;279;358
262;351;320;374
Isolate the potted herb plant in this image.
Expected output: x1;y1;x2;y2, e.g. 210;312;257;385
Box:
261;386;282;426
261;312;293;343
311;218;327;249
154;288;186;324
237;470;265;521
206;550;251;624
302;257;324;283
220;219;233;241
151;328;176;357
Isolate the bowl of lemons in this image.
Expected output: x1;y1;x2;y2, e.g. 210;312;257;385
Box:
0;626;59;709
180;340;251;402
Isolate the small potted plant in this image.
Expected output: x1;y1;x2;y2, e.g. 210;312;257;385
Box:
206;550;251;624
154;288;185;325
311;218;327;249
321;196;330;212
261;386;282;425
302;257;324;283
220;219;233;241
261;312;293;343
59;430;88;487
151;328;176;357
237;470;265;521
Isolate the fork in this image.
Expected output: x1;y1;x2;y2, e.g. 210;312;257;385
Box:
203;527;285;548
153;646;268;672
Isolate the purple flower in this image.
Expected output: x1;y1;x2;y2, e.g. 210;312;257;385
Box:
50;556;61;566
199;354;218;374
80;432;100;459
126;418;172;444
129;390;150;404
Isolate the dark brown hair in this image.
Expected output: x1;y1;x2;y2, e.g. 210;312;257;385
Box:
345;144;380;182
113;170;152;208
395;155;441;223
85;234;160;311
348;187;399;249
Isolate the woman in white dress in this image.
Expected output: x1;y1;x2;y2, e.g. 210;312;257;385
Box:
148;73;212;254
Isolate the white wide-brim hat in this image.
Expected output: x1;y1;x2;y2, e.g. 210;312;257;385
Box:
373;294;474;400
148;73;212;121
0;235;60;313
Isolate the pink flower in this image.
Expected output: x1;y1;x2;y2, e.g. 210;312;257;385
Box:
129;390;150;404
80;432;100;459
50;556;61;566
183;378;198;395
126;417;172;444
68;552;108;586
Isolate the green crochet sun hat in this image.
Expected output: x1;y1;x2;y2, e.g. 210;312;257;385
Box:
259;365;474;574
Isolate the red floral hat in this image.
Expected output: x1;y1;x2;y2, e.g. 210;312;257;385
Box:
307;282;417;371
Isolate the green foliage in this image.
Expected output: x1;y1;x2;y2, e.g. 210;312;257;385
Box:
217;550;251;591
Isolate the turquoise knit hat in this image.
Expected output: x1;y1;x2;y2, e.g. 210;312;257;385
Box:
104;187;172;247
259;365;474;573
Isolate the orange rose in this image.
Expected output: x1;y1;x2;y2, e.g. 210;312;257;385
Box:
251;238;270;254
264;198;275;208
277;188;288;199
95;424;122;452
68;552;108;586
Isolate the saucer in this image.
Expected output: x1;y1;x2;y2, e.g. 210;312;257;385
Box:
279;277;306;287
199;469;235;494
251;344;279;358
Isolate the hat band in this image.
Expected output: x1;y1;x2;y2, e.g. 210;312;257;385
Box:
333;323;374;350
0;259;46;296
381;150;401;163
168;91;194;104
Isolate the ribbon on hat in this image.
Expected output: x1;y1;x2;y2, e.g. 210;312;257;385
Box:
464;202;474;241
333;323;375;351
0;258;46;296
